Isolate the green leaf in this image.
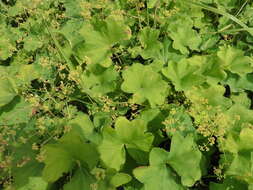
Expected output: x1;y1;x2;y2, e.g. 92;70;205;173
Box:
42;144;74;182
76;23;110;63
147;38;185;67
187;55;227;84
226;152;253;183
0;26;16;60
133;148;184;190
110;173;132;187
91;169;132;190
8;1;25;16
168;133;202;186
58;130;99;170
164;106;195;137
77;18;131;63
203;61;227;84
121;64;169;107
200;31;219;51
127;148;149;165
162;59;205;91
58;19;84;48
63;168;95;190
239;128;253;151
0;63;39;86
223;128;253;154
222;133;239;154
221;128;253;183
98;127;126;171
99;117;154;170
23;35;43;52
93;112;112;129
149;148;169;166
138;27;162;59
0;78;17;107
167;16;202;54
185;84;232;109
105;17;131;44
0;96;32;125
68;112;101;144
0;38;15;60
231;93;251;108
13;160;45;189
138;108;166;132
42;128;99;182
16;64;39;85
62;0;83;17
226;104;253;126
81;65;118;96
18;177;48;190
115;117;154;151
217;46;252;76
225;73;253;92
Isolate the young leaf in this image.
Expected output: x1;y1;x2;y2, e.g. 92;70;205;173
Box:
217;46;252;76
98;127;126;171
116;117;154;151
168;133;202;186
92;169;132;190
167;16;202;54
133;148;184;190
0;78;17;107
162;59;205;91
68;112;101;144
81;65;118;96
23;35;43;52
196;56;227;84
138;27;162;59
121;64;169;107
110;173;132;187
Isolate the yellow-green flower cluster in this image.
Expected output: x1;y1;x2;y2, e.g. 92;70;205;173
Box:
188;98;233;147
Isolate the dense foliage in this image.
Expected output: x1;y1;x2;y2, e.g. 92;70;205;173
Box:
1;0;253;189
